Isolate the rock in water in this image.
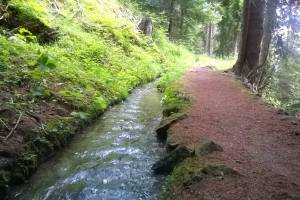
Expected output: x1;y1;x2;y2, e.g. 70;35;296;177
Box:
152;146;193;174
138;17;153;36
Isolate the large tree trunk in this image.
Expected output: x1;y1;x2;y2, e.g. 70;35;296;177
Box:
205;24;214;55
233;0;265;80
168;0;175;40
168;0;181;41
179;8;184;36
233;0;249;75
251;0;279;91
234;31;241;57
259;0;279;66
208;24;212;55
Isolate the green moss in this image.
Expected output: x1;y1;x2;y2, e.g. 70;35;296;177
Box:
0;170;10;196
10;116;87;186
161;157;204;200
11;152;38;184
161;158;240;199
156;30;196;116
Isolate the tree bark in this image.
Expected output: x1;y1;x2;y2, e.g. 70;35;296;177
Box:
233;0;265;81
168;0;175;40
233;0;249;75
234;31;241;57
168;0;181;41
208;24;212;55
259;0;279;66
205;24;213;55
138;17;153;36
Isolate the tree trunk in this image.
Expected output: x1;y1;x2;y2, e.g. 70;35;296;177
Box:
233;0;265;82
233;0;250;75
168;0;181;41
205;24;213;55
259;0;279;66
205;25;209;53
168;0;175;40
179;7;184;36
208;24;212;55
138;17;153;36
234;31;241;57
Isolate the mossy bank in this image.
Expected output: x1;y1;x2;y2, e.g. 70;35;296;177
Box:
0;0;195;197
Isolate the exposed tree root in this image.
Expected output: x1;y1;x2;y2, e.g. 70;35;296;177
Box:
4;112;22;141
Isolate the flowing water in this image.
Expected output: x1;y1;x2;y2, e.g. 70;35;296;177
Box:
12;82;165;200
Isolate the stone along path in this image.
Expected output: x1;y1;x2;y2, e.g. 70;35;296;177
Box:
170;68;300;200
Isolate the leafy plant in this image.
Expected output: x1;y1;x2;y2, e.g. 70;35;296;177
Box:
14;28;37;43
31;86;52;98
34;52;57;70
0;60;6;72
70;111;90;121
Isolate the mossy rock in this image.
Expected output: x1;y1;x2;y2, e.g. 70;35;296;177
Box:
162;105;181;117
161;157;204;200
152;146;193;174
156;113;187;141
194;140;223;156
0;4;59;43
165;130;179;152
202;164;240;177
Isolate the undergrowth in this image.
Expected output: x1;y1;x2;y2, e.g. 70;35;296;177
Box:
157;32;196;116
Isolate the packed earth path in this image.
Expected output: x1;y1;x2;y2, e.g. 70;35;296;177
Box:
170;67;300;200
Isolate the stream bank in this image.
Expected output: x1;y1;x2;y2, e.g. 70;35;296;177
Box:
10;82;166;200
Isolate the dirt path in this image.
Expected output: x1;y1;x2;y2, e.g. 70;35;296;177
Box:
170;68;300;200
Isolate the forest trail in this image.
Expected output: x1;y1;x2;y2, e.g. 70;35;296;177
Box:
170;67;300;200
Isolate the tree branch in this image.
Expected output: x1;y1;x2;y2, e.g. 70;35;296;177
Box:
0;118;10;131
5;112;22;141
0;4;9;21
71;0;84;20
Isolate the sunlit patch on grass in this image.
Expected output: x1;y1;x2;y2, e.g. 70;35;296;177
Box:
197;55;236;71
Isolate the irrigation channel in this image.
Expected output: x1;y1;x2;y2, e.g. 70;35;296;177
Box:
12;82;166;200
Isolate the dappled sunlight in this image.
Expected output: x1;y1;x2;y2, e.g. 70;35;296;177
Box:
197;55;236;71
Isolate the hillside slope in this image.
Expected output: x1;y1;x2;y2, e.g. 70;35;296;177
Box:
0;0;195;197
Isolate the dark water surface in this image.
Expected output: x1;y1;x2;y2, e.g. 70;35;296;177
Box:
12;83;165;200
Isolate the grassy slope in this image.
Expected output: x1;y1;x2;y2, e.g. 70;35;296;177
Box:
0;0;196;196
197;55;235;71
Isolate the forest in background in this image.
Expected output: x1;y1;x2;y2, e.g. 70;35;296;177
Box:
125;0;300;114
